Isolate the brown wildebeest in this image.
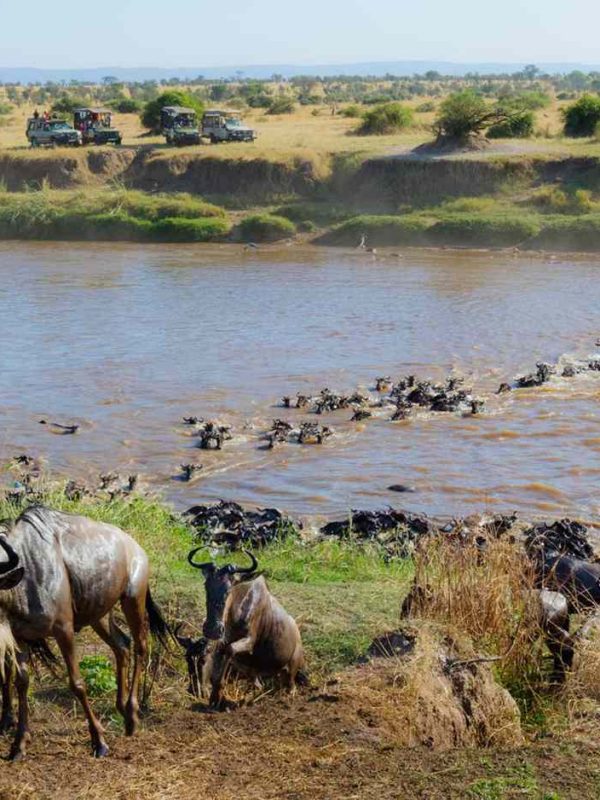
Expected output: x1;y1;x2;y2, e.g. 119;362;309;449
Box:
0;505;170;760
187;548;306;708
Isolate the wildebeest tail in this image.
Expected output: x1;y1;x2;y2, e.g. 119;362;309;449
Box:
146;590;173;649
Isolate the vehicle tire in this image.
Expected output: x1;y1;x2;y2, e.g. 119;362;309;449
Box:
116;138;122;146
50;138;57;149
210;134;218;144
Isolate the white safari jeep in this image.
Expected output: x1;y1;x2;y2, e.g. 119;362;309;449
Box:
201;110;257;143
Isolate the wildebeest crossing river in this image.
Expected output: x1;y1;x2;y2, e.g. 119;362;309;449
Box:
1;241;599;524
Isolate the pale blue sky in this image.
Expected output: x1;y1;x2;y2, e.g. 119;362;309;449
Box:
2;0;599;68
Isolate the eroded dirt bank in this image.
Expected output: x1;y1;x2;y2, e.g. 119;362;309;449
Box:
2;148;599;206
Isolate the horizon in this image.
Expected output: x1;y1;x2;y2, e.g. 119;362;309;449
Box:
2;0;600;71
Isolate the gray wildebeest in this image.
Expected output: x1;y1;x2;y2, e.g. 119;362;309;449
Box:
187;548;306;708
0;505;170;760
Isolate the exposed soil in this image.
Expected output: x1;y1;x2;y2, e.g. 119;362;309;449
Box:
0;685;597;800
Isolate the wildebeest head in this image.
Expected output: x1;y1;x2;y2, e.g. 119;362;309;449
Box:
187;548;258;640
174;624;210;696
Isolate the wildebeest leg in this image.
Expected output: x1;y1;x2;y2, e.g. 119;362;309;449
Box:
54;623;109;757
0;658;14;733
208;644;231;708
9;647;31;761
92;615;131;719
227;636;254;657
120;593;148;736
285;644;305;691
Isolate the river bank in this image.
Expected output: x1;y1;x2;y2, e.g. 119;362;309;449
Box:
1;149;600;250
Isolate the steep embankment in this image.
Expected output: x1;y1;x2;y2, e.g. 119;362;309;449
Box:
340;155;600;210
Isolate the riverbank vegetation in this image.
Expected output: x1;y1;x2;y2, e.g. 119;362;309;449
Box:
2;480;600;797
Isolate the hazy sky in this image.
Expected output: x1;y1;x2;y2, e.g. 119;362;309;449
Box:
2;0;599;67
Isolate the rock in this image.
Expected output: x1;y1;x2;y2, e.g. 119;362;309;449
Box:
388;484;417;493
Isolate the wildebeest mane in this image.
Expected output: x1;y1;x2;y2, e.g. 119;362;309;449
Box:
17;505;58;543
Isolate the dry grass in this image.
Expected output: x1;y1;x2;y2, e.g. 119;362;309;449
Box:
407;537;544;689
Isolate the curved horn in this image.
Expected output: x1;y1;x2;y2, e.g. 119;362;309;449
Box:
231;549;258;575
0;537;19;575
187;547;214;571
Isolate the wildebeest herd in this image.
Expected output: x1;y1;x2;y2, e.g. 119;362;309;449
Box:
0;503;599;761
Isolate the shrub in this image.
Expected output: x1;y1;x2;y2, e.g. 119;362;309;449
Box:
527;216;600;251
238;213;296;242
51;95;89;114
0;103;12;116
266;97;295;115
111;98;142;114
428;215;541;247
434;91;490;140
487;112;534;139
141;91;204;133
356;102;413;135
341;104;363;118
321;215;432;246
416;101;436;113
150;216;230;242
79;655;117;697
528;186;595;214
563;95;600;137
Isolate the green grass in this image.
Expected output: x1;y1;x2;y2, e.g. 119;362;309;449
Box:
0;187;230;243
0;485;412;676
237;212;296;242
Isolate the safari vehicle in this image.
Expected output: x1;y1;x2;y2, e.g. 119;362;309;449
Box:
160;106;201;146
201;110;257;143
73;108;122;145
26;118;82;148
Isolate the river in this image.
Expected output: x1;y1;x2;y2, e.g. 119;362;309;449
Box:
2;241;599;524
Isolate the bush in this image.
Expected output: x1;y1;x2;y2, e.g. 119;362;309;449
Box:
416;101;436;113
528;186;595;214
321;215;432;246
428;215;541;247
341;104;363;118
356;102;413;135
487;112;534;139
266;97;295;115
238;213;296;242
527;216;600;251
111;98;142;114
79;655;117;697
141;91;204;133
434;90;490;140
0;103;12;116
150;216;230;242
563;95;600;137
51;95;89;115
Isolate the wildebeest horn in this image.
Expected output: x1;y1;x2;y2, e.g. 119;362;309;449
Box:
231;549;258;575
187;547;214;571
0;536;19;574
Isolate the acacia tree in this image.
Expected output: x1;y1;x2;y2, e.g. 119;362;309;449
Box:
433;90;533;143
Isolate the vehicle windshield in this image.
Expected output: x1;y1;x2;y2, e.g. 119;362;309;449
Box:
226;117;242;127
49;122;70;130
175;116;195;128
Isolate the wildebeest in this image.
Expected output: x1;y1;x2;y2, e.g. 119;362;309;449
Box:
187;548;306;708
0;505;170;760
537;553;600;612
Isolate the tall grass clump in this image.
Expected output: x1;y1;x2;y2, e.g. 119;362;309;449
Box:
406;537;544;692
321;214;431;246
428;214;540;246
238;213;296;242
356;102;414;135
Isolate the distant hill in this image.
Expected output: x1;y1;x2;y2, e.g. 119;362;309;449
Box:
1;61;600;83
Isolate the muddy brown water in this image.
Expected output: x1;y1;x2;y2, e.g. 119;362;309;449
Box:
1;241;599;525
